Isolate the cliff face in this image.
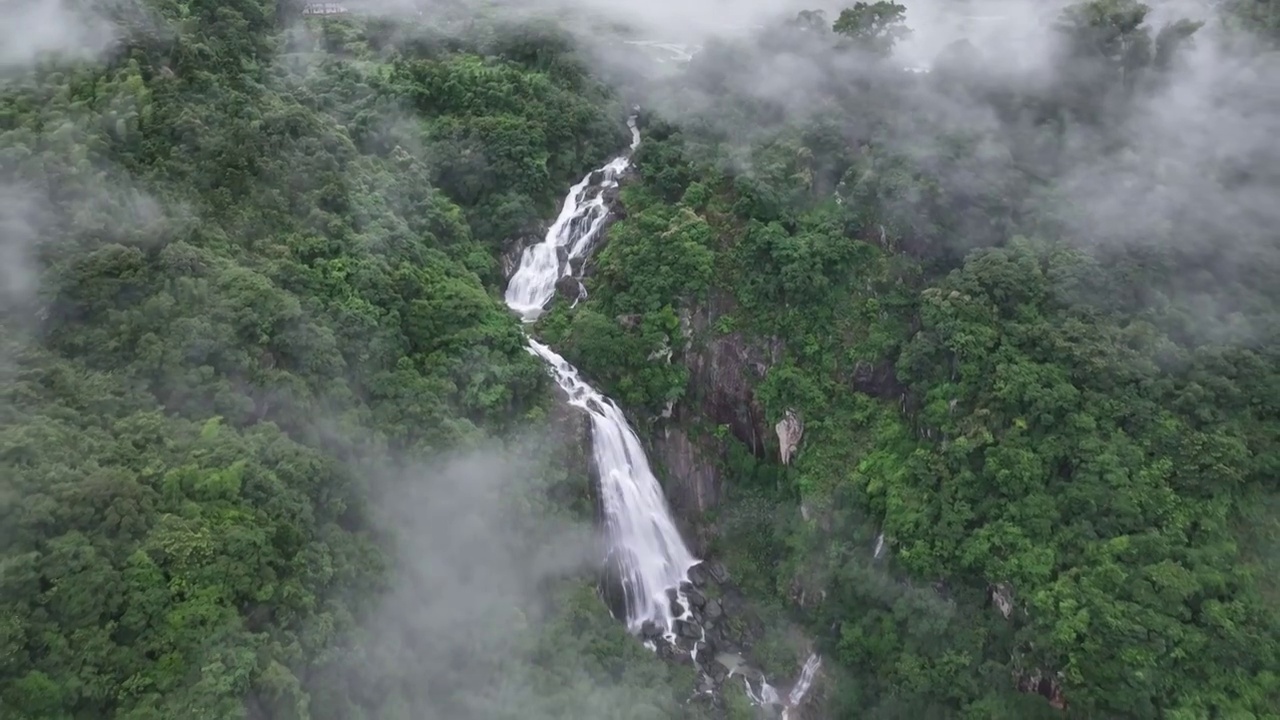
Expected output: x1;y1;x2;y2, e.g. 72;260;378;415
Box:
679;290;781;459
648;289;784;550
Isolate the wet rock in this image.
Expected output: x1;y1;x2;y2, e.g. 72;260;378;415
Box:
640;620;663;641
499;232;542;280
704;598;723;620
675;619;701;640
687;563;709;587
686;587;708;609
555;275;584;302
697;675;716;695
694;638;717;658
670;598;685;618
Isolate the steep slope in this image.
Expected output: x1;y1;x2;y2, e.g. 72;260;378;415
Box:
0;5;705;719
534;2;1280;717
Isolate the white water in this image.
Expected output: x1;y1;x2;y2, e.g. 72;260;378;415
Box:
781;653;822;719
504;116;697;636
524;338;698;633
503;116;641;321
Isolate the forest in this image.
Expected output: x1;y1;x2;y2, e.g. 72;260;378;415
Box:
1;0;1277;718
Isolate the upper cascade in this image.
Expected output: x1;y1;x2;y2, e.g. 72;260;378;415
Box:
504;115;641;322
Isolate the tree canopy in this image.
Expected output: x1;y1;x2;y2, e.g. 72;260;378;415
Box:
3;0;1279;718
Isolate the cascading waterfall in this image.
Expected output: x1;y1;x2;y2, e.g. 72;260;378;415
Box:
524;337;698;633
504;113;696;637
504;109;821;713
781;654;822;719
504;115;640;321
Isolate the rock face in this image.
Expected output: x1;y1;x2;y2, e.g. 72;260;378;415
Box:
555;274;586;303
500;230;544;281
642;560;819;719
545;390;597;515
681;291;783;457
649;291;783;538
654;427;721;520
775;409;803;465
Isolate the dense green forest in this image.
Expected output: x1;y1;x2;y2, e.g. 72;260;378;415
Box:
2;0;1278;718
541;0;1280;717
0;2;701;718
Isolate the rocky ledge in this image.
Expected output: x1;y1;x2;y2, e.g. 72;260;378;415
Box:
629;560;821;719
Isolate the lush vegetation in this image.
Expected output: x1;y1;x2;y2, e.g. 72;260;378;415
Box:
3;0;1279;718
545;1;1280;717
0;3;700;719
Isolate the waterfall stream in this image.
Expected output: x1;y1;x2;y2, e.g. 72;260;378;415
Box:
503;111;820;716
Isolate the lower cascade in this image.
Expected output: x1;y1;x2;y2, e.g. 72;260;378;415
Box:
525;337;698;635
504;112;820;716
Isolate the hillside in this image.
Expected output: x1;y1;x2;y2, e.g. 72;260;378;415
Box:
2;0;1278;719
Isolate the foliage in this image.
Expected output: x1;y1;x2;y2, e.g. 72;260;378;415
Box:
4;0;1280;718
0;4;682;719
833;1;911;56
550;1;1280;717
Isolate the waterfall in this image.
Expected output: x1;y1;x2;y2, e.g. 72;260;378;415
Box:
781;653;822;719
504;115;640;321
504;111;823;712
524;338;698;633
504;113;697;635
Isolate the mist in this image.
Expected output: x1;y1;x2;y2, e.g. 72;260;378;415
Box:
443;0;1276;332
302;437;694;719
0;0;122;70
0;183;42;309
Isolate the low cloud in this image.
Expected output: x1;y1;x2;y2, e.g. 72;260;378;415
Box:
0;0;123;70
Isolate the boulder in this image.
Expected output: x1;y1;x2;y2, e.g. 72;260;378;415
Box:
704;598;723;620
675;619;702;640
687;563;709;587
555;275;584;302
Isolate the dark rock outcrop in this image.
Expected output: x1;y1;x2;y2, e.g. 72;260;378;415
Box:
499;230;544;281
653;426;722;549
849;357;906;401
555;274;585;303
680;290;782;457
